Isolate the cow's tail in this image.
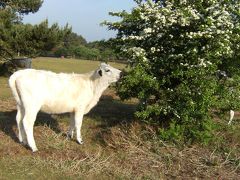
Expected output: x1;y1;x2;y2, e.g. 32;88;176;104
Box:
9;73;22;106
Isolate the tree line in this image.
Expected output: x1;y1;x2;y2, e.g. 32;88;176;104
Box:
0;0;118;62
52;34;118;61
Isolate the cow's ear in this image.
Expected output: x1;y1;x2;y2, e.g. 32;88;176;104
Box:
98;69;102;76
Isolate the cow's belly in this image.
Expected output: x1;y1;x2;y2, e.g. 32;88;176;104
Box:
40;101;74;114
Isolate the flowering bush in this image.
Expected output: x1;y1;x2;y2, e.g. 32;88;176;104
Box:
105;0;240;143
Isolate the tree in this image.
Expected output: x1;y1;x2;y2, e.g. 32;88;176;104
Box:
29;20;71;56
73;45;100;60
104;0;240;143
53;32;87;57
0;0;43;60
63;32;87;47
87;40;117;61
0;0;43;14
0;0;72;61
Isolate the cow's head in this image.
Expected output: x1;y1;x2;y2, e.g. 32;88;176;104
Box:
97;63;122;84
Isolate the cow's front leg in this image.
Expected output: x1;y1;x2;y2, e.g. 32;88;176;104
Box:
74;110;84;144
67;113;75;139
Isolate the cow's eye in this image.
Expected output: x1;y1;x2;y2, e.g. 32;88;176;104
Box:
105;69;110;72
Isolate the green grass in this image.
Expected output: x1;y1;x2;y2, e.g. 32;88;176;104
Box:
0;57;240;179
32;57;125;73
0;77;11;99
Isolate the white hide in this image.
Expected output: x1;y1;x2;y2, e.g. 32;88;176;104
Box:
9;63;121;152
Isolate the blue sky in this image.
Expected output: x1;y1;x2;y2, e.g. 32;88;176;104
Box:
22;0;136;42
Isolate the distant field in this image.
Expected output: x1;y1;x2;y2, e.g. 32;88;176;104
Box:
32;57;125;73
0;57;240;179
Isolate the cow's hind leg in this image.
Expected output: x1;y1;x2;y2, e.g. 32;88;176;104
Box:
16;105;27;145
22;109;38;152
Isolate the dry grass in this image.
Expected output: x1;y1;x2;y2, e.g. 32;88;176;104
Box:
0;58;240;179
97;122;240;179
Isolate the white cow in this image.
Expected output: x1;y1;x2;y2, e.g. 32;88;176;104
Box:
9;63;122;152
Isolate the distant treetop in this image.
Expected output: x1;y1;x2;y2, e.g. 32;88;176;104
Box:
0;0;43;14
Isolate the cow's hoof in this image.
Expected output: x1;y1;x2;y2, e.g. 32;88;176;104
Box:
77;140;83;145
21;140;28;146
66;132;74;139
31;148;38;153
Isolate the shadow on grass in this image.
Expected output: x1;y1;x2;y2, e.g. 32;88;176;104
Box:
88;95;136;127
0;110;19;143
0;110;61;144
87;95;137;145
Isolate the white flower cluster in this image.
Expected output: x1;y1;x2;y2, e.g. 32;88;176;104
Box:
107;0;239;68
180;58;213;68
129;47;148;62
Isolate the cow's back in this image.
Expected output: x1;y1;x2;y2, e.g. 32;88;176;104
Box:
14;69;93;114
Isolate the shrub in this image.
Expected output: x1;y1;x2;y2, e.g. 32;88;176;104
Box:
105;0;240;143
74;46;100;60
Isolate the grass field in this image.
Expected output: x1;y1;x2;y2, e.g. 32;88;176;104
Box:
0;57;240;179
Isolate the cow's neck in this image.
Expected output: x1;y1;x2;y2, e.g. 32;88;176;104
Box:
83;78;109;115
92;78;109;100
